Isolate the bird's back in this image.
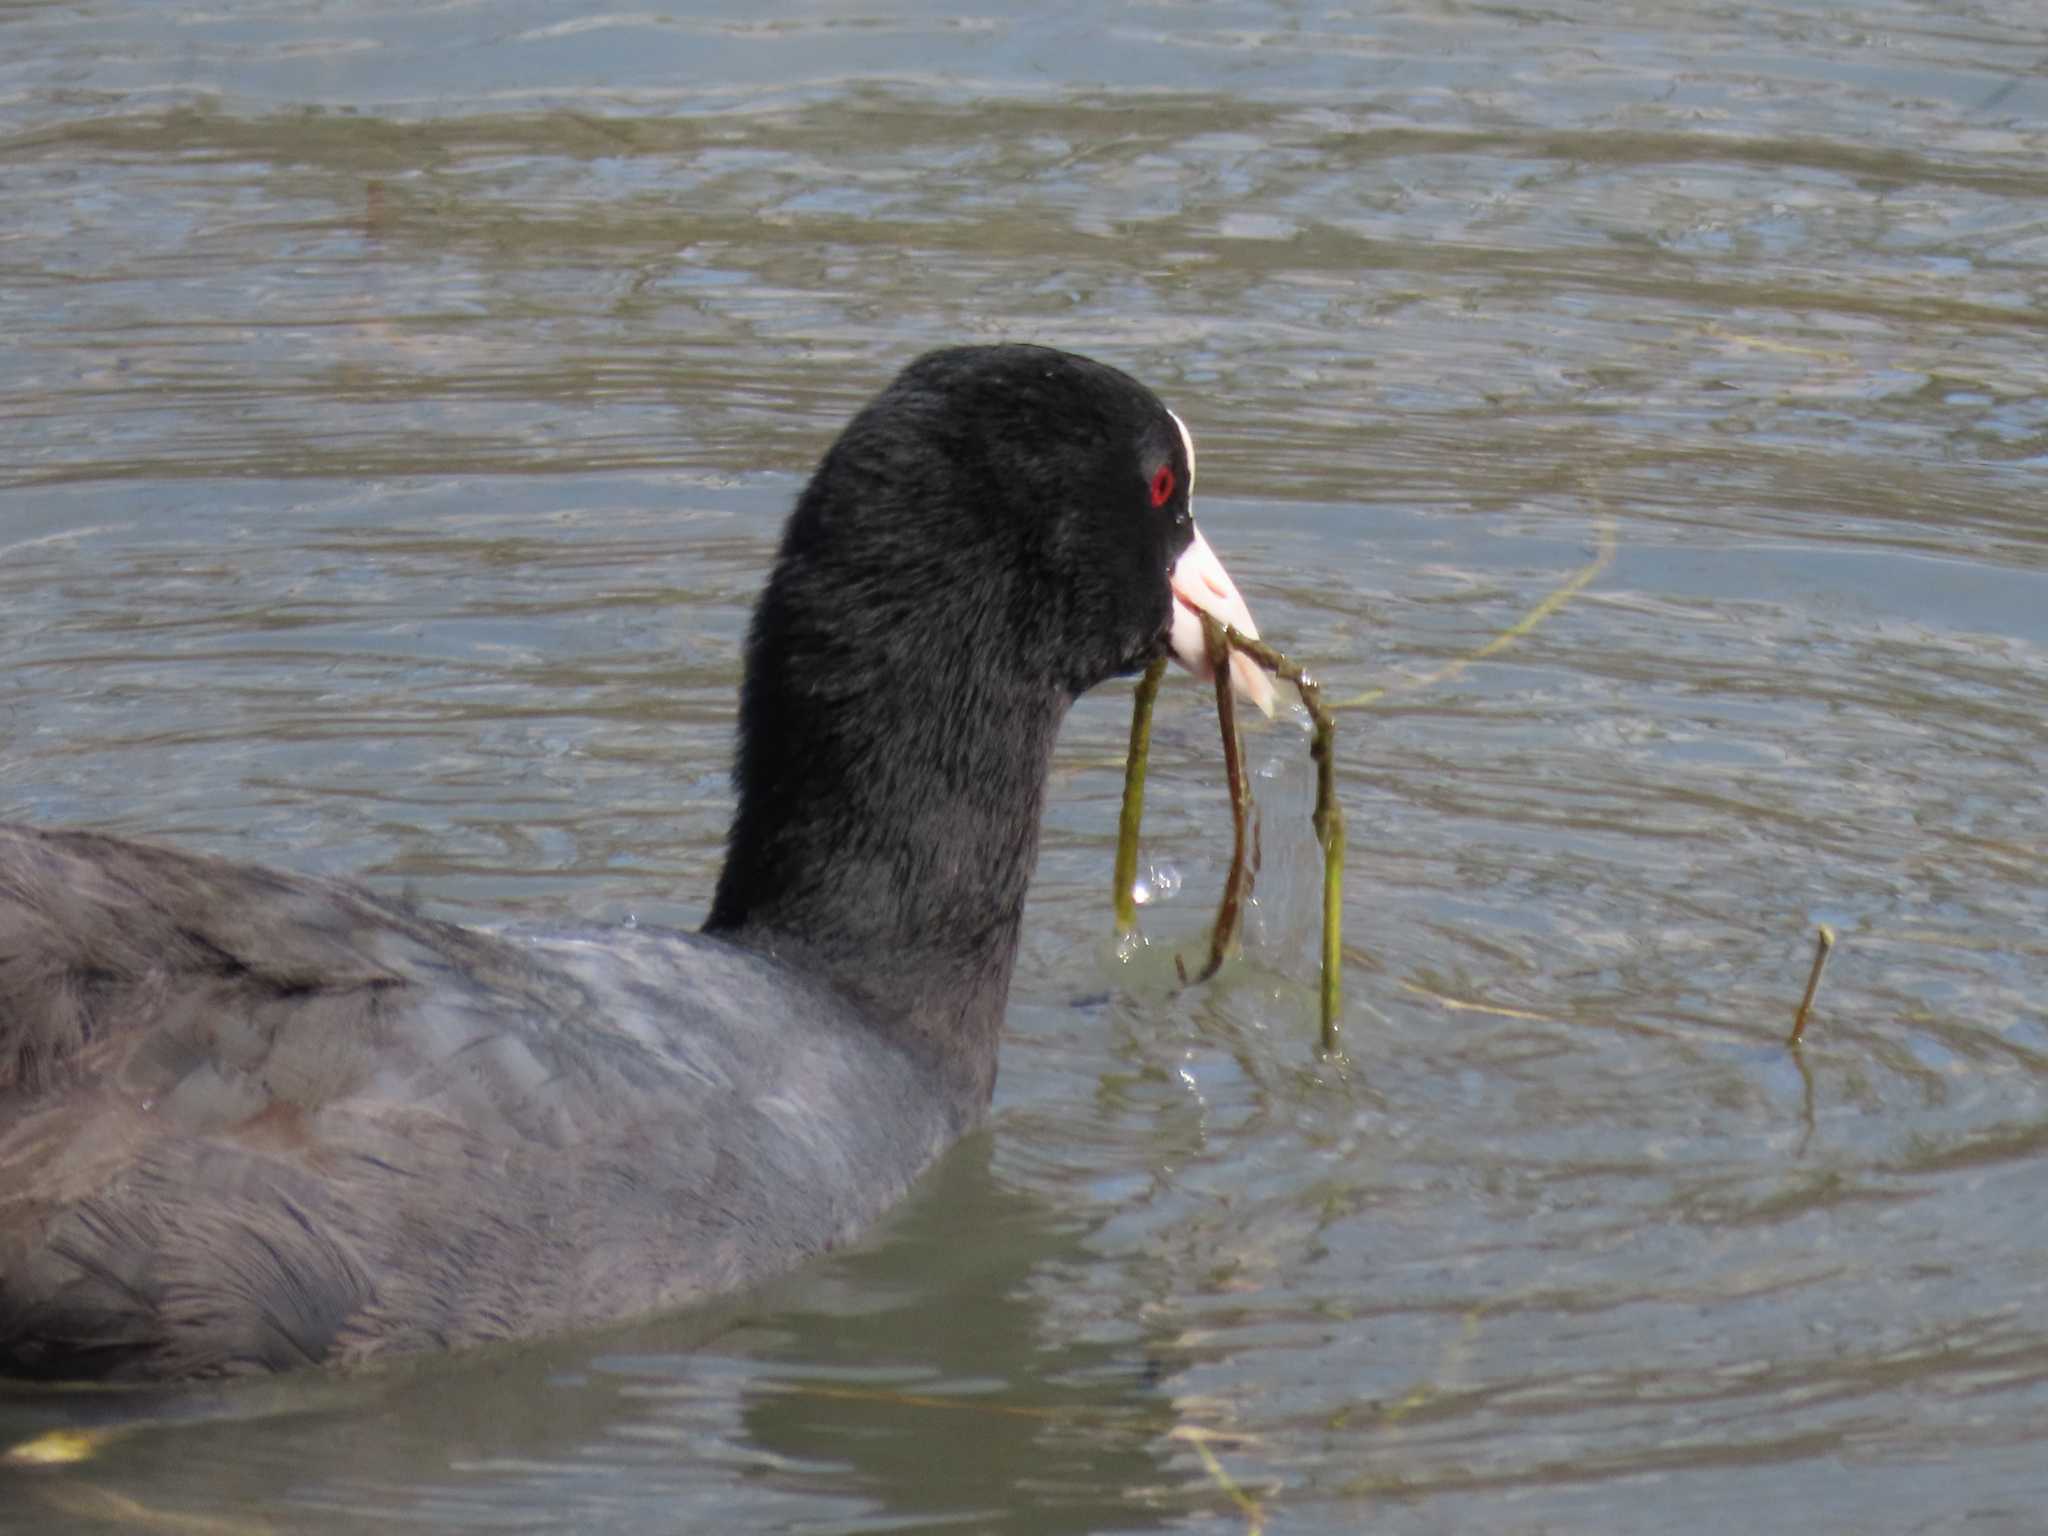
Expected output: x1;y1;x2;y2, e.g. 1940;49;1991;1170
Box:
0;825;951;1381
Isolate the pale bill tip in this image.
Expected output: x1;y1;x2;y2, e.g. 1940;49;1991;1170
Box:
1167;526;1277;719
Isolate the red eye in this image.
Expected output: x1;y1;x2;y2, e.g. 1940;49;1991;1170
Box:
1149;464;1176;508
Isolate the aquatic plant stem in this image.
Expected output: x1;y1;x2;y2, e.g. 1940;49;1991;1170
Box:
1112;657;1168;935
1207;619;1346;1053
1787;923;1837;1046
1331;515;1615;710
1113;624;1345;1053
1191;615;1255;987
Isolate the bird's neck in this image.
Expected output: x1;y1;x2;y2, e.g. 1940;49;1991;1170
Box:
704;657;1069;1116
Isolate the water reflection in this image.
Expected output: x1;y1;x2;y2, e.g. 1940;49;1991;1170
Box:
728;1148;1188;1534
2;1145;1209;1533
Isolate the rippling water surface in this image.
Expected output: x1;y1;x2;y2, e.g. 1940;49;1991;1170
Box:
3;3;2046;1532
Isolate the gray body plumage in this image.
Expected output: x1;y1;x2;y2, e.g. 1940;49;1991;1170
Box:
0;826;950;1380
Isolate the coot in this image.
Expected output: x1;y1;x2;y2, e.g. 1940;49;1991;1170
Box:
0;345;1270;1382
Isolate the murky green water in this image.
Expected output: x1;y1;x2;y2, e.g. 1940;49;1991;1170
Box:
3;2;2046;1531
